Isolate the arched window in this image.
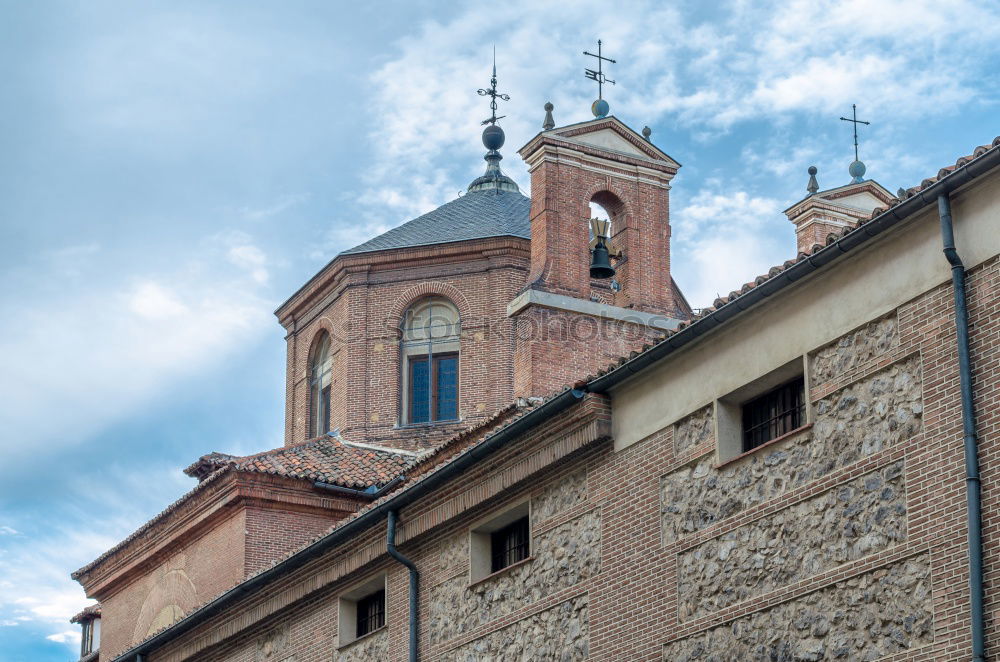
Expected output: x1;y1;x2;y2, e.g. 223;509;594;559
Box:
309;332;332;437
400;297;460;424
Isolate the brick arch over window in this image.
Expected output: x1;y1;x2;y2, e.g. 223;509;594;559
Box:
303;316;337;349
385;282;473;334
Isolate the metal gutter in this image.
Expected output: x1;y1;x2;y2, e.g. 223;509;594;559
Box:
586;145;1000;395
115;143;1000;662
938;193;986;661
313;475;406;501
113;387;586;662
387;511;418;662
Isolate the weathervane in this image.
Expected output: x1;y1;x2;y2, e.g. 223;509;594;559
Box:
468;50;520;195
584;40;616;118
477;47;510;126
839;103;870;183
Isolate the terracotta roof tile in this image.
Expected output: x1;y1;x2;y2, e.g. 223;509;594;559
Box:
70;603;101;624
183;435;422;489
232;436;417;489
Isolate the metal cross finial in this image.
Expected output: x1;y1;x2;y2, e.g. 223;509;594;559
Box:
477;46;510;126
839;104;870;162
584;39;616;100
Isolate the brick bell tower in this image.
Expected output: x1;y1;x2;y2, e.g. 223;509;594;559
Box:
510;98;689;398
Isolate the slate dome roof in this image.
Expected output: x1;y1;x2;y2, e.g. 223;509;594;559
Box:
341;188;531;255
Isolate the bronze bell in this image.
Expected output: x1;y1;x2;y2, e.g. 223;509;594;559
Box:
590;237;616;279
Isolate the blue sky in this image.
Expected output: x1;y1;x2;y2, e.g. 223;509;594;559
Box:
0;1;997;659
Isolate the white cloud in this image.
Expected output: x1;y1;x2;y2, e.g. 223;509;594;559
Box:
46;631;80;644
127;281;191;320
352;0;999;240
349;0;999;305
671;186;788;308
0;230;275;456
0;526;19;536
0;466;191;648
227;244;269;284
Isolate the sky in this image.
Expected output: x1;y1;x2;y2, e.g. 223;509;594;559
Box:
0;1;998;659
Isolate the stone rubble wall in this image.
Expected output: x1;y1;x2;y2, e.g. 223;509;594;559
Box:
431;469;589;590
810;314;898;385
674;405;714;456
335;628;388;662
533;468;588;523
433;530;468;585
254;624;291;661
677;461;906;620
662;356;922;543
664;554;933;661
439;595;589;662
427;510;600;646
812;354;922;462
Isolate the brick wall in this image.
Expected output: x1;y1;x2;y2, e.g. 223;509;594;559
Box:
83;472;362;660
99;510;246;660
512;305;664;398
243;506;342;577
523;136;677;315
281;239;530;449
136;255;1000;662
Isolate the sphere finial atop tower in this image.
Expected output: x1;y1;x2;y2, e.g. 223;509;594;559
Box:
807;166;819;194
584;39;616;118
482;124;505;151
839;104;871;185
848;159;866;183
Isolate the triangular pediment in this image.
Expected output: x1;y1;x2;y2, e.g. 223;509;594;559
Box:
572;128;648;156
784;179;895;217
544;116;681;168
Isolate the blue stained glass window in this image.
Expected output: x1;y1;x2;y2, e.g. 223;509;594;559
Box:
436;356;458;421
410;358;430;423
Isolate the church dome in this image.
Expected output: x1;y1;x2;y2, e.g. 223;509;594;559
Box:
341;188;530;255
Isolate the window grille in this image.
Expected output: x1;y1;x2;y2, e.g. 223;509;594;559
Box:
355;589;385;638
490;516;530;573
741;376;805;452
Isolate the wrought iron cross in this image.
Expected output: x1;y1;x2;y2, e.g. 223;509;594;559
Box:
839;104;870;162
477;48;510;126
584;40;616;100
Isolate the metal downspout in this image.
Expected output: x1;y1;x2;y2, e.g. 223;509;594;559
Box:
387;510;418;662
939;193;986;661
